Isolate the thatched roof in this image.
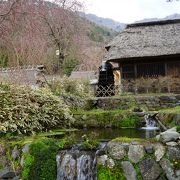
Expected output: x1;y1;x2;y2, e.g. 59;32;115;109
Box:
105;19;180;61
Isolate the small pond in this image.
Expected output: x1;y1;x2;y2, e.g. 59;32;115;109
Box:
52;128;159;141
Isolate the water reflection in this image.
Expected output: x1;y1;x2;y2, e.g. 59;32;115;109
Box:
66;128;158;141
145;130;157;139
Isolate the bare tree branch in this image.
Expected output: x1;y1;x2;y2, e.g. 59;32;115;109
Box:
0;0;20;24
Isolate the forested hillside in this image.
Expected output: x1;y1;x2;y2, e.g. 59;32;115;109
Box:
0;0;116;74
80;12;126;32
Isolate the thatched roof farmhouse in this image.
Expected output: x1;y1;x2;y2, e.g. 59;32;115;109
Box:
105;19;180;79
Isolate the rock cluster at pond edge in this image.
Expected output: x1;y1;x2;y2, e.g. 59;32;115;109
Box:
97;139;180;180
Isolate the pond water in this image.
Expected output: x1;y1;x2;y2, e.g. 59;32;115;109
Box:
53;128;159;141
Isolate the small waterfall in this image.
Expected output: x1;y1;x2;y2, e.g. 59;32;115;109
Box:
56;146;97;180
142;114;159;130
145;114;156;127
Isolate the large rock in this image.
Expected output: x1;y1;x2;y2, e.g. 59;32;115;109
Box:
140;158;161;180
160;131;180;143
12;176;20;180
12;146;20;160
106;158;115;169
22;144;30;154
166;142;178;146
128;145;145;163
166;127;177;132
97;155;108;166
167;146;180;161
0;167;16;179
56;154;76;180
154;144;166;162
121;161;137;180
107;142;126;160
157;128;180;143
97;155;115;168
145;145;154;154
160;158;179;180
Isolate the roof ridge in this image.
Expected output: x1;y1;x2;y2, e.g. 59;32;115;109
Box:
127;19;180;28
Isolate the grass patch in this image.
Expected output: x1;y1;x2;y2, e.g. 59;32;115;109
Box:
97;165;126;180
134;164;142;180
112;137;156;143
159;106;180;114
73;108;127;115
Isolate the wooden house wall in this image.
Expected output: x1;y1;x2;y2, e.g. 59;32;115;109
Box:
115;56;180;80
167;61;180;77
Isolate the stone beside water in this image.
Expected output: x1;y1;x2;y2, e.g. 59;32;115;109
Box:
167;146;180;161
154;143;166;162
107;142;126;160
156;127;180;143
140;158;161;180
128;145;145;163
0;167;16;179
121;161;137;180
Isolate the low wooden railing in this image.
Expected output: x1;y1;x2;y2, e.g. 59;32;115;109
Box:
95;84;121;97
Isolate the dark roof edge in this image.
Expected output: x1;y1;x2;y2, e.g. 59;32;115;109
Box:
127;19;180;28
106;53;180;62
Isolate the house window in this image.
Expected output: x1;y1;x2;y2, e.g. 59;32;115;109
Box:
137;63;165;77
122;65;135;79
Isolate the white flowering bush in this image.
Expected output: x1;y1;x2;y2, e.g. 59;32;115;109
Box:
49;77;93;98
0;84;74;134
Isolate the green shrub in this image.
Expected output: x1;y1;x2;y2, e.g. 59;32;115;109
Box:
97;165;125;180
0;84;73;134
119;115;140;128
59;134;77;148
81;133;99;150
22;139;59;180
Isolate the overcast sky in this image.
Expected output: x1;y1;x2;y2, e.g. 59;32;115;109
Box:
80;0;180;23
